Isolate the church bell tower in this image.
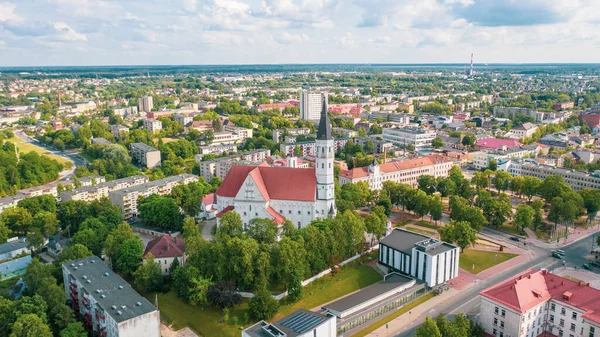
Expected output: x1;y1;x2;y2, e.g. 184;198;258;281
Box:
315;98;336;217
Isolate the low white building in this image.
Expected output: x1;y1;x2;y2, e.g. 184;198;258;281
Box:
378;229;459;288
143;235;186;274
382;126;436;149
242;309;336;337
480;269;600;337
510;122;538;139
143;119;162;134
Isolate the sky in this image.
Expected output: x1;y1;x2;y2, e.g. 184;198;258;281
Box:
1;0;600;66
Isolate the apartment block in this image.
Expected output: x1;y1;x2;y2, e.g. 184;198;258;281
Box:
143;119;162;134
279;138;349;157
109;174;198;220
211;131;240;145
196;150;271;182
272;128;311;143
60;175;149;203
173;114;193;126
300;90;327;122
508;160;600;191
111;125;129;140
361;111;412;125
223;125;253;140
138;96;153;113
63;256;160;337
129;143;161;169
113;106;138;117
196;144;237;159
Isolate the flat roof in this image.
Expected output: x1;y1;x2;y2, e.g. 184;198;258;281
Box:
109;173;197;197
273;309;331;337
63;256;156;323
380;229;429;255
130;142;159;152
322;274;413;314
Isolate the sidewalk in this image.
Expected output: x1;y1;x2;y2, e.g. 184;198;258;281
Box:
524;225;599;249
360;288;461;337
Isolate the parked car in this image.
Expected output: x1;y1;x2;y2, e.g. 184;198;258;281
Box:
509;236;520;242
583;263;593;270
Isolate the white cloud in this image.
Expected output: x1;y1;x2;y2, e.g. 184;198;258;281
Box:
340;32;356;46
0;2;21;22
49;0;120;18
182;0;198;12
277;31;309;43
53;22;88;41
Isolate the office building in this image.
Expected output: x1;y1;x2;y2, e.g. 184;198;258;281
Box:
63;256;160;337
382;126;436;149
339;155;453;190
129;143;161;169
378;229;459;288
300;90;327;122
109;174;198;220
480;269;600;337
138;96;153;113
361;111;412;125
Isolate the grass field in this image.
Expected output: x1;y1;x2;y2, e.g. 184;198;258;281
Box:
149;263;382;337
7;136;73;167
405;226;438;237
352;293;435;337
78;152;96;162
459;249;518;274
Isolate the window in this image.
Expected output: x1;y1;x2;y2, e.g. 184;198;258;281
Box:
288;210;292;214
243;212;247;216
551;303;556;311
590;326;595;337
550;315;554;323
321;163;324;169
298;211;301;215
297;222;301;229
572;312;578;320
493;329;497;336
499;333;503;337
501;309;506;317
561;308;566;315
494;318;498;326
559;329;563;337
495;307;499;314
571;323;576;332
500;321;504;329
560;319;565;327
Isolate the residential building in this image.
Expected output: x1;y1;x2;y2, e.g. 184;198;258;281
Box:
60;175;149;202
196;144;237;159
138;96;153;113
186;120;213;133
480;269;600;337
0;195;27;213
552;101;575;111
199;193;217;219
476;137;522;150
339;155;453;190
378;229;459;288
508;160;600;191
62;256;160;337
216;102;336;229
111;125;129;140
361;111;412;125
113;106;138;117
109;174;198;220
143;236;185;274
0;238;30;261
382;126;436;149
509;122;538;139
243;309;336;337
273;128;311;143
493;106;545;123
279;138;349;157
211;131;240;145
470;145;541;170
300;90;327;122
129;143;161;169
352;137;393;154
224;125;253;140
143;119;162;134
173;114;192;126
197;149;271;182
332;127;358;138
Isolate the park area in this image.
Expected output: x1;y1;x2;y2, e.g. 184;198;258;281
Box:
7;136;73;167
147;262;382;337
459;249;518;274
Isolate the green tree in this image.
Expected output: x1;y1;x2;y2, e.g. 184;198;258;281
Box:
10;314;52;337
522;176;542;201
416;316;442;337
531;199;544;231
206;281;242;309
115;238;143;275
60;322;87;337
510;176;525;197
461;133;476;149
438;221;477;252
133;254;163;293
247;218;277;244
488;158;498;171
471;172;489;190
17;195;56;215
188;276;214;306
138;195;183;230
548;197;564;227
514;204;535;233
287;275;303;302
429;195;443;224
493;171;512;192
215;211;244;241
1;207;32;236
249;288;280;321
431;136;444;149
104;223;138;263
539;175;571;202
31;211;59;237
413;190;430;219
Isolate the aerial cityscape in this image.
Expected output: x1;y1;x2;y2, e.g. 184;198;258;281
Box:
2;1;600;337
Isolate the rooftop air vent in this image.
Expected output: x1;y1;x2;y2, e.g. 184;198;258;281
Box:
86;280;91;284
121;305;126;309
117;310;122;315
101;295;106;298
112;305;117;310
82;275;87;279
104;272;109;277
136;302;142;306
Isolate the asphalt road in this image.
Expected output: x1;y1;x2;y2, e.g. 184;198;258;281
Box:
393;228;597;337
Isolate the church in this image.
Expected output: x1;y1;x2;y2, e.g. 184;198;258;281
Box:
215;101;336;229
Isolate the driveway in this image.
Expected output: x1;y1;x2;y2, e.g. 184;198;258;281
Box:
201;218;216;240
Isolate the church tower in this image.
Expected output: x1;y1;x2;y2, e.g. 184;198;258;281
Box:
315;98;336;218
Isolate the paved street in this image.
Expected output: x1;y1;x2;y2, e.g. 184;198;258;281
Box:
388;228;598;337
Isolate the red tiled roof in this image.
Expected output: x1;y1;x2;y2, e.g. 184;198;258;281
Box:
476;137;522;149
480;269;600;324
266;206;285;225
202;193;215;205
216;166;316;202
216;205;234;218
144;235;185;259
340;155;451;179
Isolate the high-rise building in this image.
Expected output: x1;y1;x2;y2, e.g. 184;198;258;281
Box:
138;96;153;113
300;90;327;122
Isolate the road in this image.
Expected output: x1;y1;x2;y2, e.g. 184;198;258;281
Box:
15;131;89;180
393;228;597;337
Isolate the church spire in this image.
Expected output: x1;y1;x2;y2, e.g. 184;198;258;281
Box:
316;98;332;140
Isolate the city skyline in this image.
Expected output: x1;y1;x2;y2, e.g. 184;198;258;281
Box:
1;0;600;66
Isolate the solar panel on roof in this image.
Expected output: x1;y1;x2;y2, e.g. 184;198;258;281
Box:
279;312;324;334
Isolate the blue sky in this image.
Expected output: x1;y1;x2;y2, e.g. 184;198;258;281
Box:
0;0;599;66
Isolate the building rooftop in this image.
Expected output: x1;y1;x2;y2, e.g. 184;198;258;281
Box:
130;142;159;152
340;154;451;179
322;273;413;315
0;239;28;256
380;228;456;255
143;236;185;259
63;256;157;323
480;269;600;324
110;174;197;197
61;175;148;197
243;309;332;337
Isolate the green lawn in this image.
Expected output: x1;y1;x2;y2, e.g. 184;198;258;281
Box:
459;249;518;274
78;152;96;162
352;293;435;337
405;226;438;237
413;220;441;230
149;263;382;337
6;136;73;167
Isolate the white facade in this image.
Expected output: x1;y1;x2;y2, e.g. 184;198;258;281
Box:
111;125;129;140
382;126;436;149
509;161;600;191
143;119;162;133
510;122;538;139
300;90;327;121
242;309;336;337
315;136;336;219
